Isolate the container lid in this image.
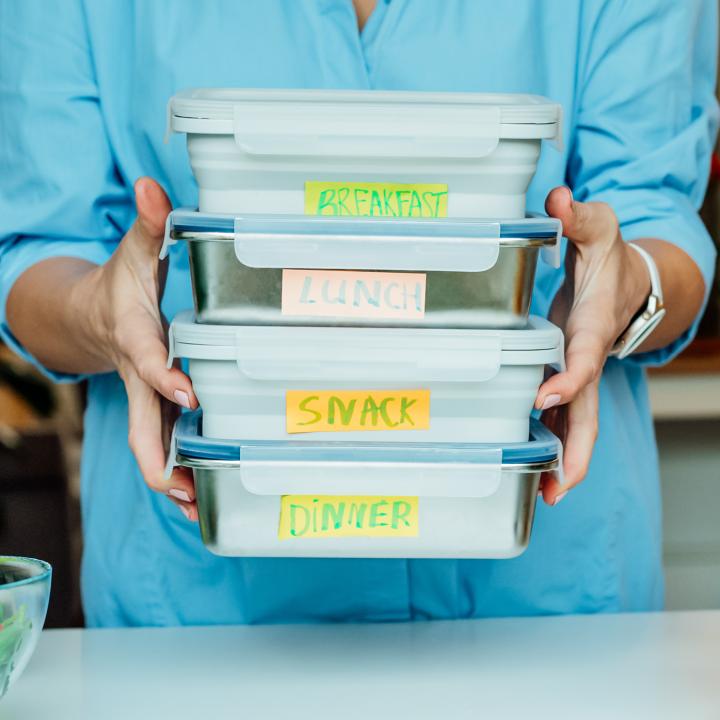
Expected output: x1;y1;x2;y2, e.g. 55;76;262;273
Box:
170;89;561;126
169;410;562;498
167;88;563;157
168;312;565;383
161;209;562;270
167;209;561;239
175;410;558;465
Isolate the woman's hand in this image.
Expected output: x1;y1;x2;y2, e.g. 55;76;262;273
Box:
91;179;200;518
7;178;200;520
83;178;200;519
536;187;651;506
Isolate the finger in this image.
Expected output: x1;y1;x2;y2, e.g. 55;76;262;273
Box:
161;396;181;458
540;404;566;444
126;373;166;491
535;328;604;410
167;467;198;521
538;404;566;501
129;178;173;295
538;470;554;500
547;274;573;329
125;332;198;409
126;374;196;501
543;384;599;506
541;467;564;506
562;383;599;489
170;465;195;489
545;186;618;246
133;177;172;246
167;496;199;523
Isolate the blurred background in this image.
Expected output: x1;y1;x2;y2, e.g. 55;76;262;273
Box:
2;138;720;631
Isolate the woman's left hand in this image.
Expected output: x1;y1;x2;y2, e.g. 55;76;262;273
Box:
536;187;651;505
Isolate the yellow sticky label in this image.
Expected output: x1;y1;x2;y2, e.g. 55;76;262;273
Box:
286;389;430;434
278;495;419;539
305;181;448;218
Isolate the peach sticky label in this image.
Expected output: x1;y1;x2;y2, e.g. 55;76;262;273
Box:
286;389;431;434
281;269;426;320
278;495;419;539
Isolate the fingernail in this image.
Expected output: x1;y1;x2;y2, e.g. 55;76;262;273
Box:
564;186;574;205
540;393;562;411
537;489;543;497
553;491;568;506
174;390;191;409
168;488;191;503
179;504;192;520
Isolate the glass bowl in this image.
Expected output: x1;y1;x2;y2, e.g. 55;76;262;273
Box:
0;557;51;699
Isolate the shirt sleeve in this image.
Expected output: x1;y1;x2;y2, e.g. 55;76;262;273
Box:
569;0;719;367
0;0;132;381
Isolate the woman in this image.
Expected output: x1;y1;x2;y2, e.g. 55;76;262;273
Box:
0;0;716;625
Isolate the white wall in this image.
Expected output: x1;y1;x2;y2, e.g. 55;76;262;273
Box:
657;419;720;609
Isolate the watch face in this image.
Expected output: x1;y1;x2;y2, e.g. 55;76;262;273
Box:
625;308;667;356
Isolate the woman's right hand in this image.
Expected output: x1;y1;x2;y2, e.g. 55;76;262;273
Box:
81;178;199;519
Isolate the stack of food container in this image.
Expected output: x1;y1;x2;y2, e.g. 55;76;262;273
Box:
164;89;565;559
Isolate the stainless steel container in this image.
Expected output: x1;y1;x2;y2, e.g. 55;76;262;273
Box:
172;411;561;559
162;212;561;328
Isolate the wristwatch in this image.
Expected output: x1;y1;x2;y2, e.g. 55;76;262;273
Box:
611;243;666;360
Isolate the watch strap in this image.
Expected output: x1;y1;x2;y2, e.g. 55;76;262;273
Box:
628;243;663;303
610;243;665;359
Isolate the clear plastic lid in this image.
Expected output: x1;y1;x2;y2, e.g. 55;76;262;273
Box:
167;89;563;155
168;311;564;385
168;209;561;239
161;210;563;270
168;411;563;497
174;410;559;466
169;310;564;352
169;88;561;126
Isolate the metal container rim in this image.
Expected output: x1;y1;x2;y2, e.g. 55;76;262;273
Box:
175;453;559;474
172;230;556;248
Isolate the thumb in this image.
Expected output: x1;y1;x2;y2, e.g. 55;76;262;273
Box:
545;186;616;246
132;177;172;252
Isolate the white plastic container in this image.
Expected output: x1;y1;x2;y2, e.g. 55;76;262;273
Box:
168;312;564;443
170;411;562;559
168;89;562;217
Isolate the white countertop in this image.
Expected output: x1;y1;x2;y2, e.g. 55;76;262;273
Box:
3;611;719;719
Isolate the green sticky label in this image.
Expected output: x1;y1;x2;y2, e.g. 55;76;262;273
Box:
305;181;448;218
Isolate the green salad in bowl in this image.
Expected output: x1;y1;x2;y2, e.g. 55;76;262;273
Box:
0;557;51;699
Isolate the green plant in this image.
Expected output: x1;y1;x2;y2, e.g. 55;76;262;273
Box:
0;604;32;697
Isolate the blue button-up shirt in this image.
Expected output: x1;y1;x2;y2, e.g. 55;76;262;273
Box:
0;0;717;625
